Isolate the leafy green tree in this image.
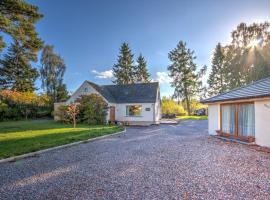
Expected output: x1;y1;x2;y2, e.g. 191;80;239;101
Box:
76;94;108;125
231;22;270;48
0;42;39;91
0;89;50;121
207;43;228;96
0;0;43;56
113;42;135;84
40;45;68;102
222;22;270;89
135;54;150;83
168;41;206;115
56;84;69;102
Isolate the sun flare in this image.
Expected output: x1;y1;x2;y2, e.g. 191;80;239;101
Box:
248;39;260;48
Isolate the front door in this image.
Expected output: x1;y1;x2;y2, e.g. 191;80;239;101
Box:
110;106;115;122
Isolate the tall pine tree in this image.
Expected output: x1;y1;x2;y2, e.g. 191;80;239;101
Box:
207;43;227;96
0;41;39;91
113;42;135;84
40;45;68;102
0;0;43;55
135;54;150;83
168;41;205;115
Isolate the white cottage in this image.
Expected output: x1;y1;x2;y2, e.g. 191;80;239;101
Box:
55;81;161;125
201;77;270;147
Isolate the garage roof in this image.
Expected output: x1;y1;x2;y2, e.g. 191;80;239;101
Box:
201;76;270;103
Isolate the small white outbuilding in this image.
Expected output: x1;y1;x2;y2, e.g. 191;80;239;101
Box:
201;77;270;147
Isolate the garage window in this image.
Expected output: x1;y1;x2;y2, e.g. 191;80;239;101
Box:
126;105;142;116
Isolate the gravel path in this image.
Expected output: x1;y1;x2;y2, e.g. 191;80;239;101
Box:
0;120;270;200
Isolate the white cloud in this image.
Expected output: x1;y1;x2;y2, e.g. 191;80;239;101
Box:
156;50;167;57
91;69;113;79
156;71;172;84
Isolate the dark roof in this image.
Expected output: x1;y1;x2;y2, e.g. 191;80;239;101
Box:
86;81;159;103
201;77;270;103
86;81;116;102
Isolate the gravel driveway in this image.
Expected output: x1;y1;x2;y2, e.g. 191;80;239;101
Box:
1;120;270;200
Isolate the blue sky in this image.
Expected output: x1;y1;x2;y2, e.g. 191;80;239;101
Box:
27;0;270;96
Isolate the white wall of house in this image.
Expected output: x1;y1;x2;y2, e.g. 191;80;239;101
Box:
208;104;220;135
154;101;161;123
115;103;155;123
207;99;270;147
255;99;270;147
154;87;161;123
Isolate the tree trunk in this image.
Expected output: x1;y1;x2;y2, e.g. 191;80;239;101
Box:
73;116;76;128
177;96;180;105
184;87;191;116
186;97;191;116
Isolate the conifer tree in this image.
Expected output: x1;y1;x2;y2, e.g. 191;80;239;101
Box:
0;42;39;91
113;42;135;84
135;54;150;83
0;0;43;55
207;43;227;96
168;41;205;115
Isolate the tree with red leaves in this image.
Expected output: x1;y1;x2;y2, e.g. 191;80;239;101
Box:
67;104;79;128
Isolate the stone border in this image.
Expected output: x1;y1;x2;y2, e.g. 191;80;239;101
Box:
212;135;270;154
212;135;253;145
0;128;126;164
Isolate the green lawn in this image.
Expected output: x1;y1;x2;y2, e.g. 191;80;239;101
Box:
177;115;208;120
0;120;124;159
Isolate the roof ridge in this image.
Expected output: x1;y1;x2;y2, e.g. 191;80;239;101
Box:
101;82;159;87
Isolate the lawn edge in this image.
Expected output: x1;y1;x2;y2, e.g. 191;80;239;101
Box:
0;127;126;164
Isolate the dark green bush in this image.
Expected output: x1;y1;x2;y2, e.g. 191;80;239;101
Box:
53;105;71;123
76;94;108;125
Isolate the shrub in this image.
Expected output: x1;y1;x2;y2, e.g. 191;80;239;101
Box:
0;90;51;121
162;97;186;116
0;101;9;121
54;105;70;123
76;94;108;125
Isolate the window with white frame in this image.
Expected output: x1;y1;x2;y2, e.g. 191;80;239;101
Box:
126;105;142;116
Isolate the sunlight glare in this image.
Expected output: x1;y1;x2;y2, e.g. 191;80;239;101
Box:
248;39;260;48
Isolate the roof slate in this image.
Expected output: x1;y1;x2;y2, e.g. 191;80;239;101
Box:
201;76;270;103
86;81;159;103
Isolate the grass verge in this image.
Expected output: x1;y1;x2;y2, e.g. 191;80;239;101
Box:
177;115;208;120
0;120;124;159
